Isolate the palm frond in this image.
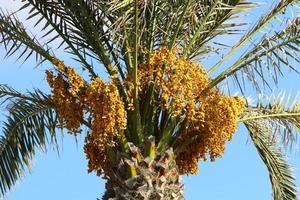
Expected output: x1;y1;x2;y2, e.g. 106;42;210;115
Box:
0;86;58;197
245;119;298;200
207;16;300;93
17;0;123;79
208;0;299;75
0;9;53;64
92;0;254;61
181;0;256;59
240;94;300;146
20;0;98;78
58;0;119;76
16;0;255;76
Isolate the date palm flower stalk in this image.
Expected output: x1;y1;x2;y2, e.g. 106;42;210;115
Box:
0;0;300;199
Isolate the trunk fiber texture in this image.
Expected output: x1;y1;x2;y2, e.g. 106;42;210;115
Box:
102;146;184;200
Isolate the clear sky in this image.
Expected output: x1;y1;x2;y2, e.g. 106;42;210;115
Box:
0;1;300;200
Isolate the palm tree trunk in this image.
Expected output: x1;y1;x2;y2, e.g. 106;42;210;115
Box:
102;147;184;200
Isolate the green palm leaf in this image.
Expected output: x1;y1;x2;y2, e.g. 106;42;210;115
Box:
240;94;300;146
0;86;58;197
207;16;300;93
0;9;53;64
245;119;298;200
181;0;255;58
209;0;299;73
20;0;98;77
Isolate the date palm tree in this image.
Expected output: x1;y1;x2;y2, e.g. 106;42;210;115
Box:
1;0;300;199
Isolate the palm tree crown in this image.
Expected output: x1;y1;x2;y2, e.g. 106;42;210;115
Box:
0;0;300;199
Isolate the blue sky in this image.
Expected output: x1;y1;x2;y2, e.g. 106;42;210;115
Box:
0;1;300;200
